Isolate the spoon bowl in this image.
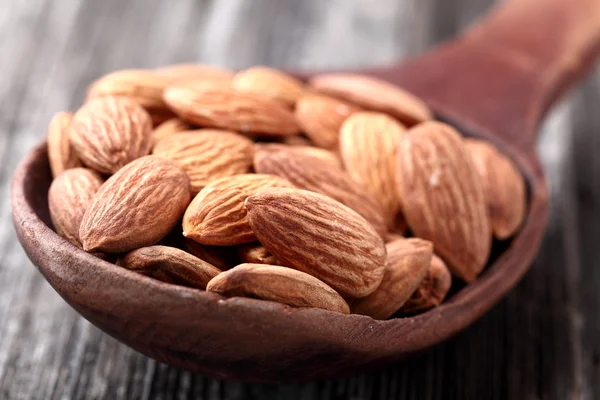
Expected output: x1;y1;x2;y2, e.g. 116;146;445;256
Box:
11;0;600;382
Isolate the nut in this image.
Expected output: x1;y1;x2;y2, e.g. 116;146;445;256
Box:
163;86;300;136
80;156;191;253
151;118;191;147
396;121;491;282
400;254;452;314
352;238;432;319
182;174;293;245
465;138;526;239
236;243;278;265
340;111;406;228
70;96;153;174
207;264;350;314
47;111;81;177
155;63;234;84
245;187;386;298
232;66;304;107
153;130;254;194
48;168;104;247
119;245;220;289
309;73;432;125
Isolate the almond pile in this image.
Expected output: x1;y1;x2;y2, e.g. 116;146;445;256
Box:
46;64;527;319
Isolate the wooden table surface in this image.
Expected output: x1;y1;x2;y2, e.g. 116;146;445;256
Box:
1;0;600;398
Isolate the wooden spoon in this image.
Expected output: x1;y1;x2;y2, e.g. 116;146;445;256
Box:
11;0;600;382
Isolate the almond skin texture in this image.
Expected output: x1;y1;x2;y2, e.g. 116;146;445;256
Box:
352;238;433;320
183;174;294;245
253;147;387;237
183;238;238;271
309;73;432;126
119;245;220;289
151;118;191;147
255;143;341;169
48;168;104;247
70;96;153;174
232;66;305;107
236;243;278;265
86;69;174;124
207;264;350;314
80;156;191;253
401;254;452;314
245;188;387;298
465;138;526;239
47;111;82;177
153;130;254;194
295;93;361;149
163;86;300;136
397;121;491;281
339;112;406;227
155;63;234;84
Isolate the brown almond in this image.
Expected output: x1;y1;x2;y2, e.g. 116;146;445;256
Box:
80;156;191;253
295;93;361;149
70;96;153;174
352;238;432;320
155;63;234;84
245;188;386;298
183;238;238;271
47;111;82;177
86;69;174;124
253;147;387;236
48;168;104;247
183;174;293;245
119;245;220;289
465;138;526;239
396;122;491;281
279;135;315;147
207;263;350;314
309;73;432;126
400;254;452;314
151;118;191;147
232;66;304;107
153;130;254;194
236;243;278;265
163;86;300;136
339;111;406;227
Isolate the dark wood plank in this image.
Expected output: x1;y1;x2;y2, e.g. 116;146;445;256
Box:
0;0;596;398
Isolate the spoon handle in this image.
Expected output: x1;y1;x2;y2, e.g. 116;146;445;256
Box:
379;0;600;151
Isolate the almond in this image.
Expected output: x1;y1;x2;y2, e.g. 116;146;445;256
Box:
295;93;360;149
86;69;174;124
339;111;406;227
352;238;432;320
465;138;526;239
70;96;153;174
206;264;350;314
183;174;293;245
396;121;491;281
309;73;432;126
236;243;278;265
232;66;304;107
48;168;104;247
47;111;81;177
119;245;220;289
80;156;191;253
400;254;452;314
151;118;191;147
155;63;234;84
163;86;300;136
253;147;387;236
279;135;315;147
183;238;238;271
245;188;386;298
153;130;254;194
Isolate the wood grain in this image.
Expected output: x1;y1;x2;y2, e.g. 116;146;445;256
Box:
1;0;598;398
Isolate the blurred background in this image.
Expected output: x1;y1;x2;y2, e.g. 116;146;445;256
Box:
1;0;599;399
